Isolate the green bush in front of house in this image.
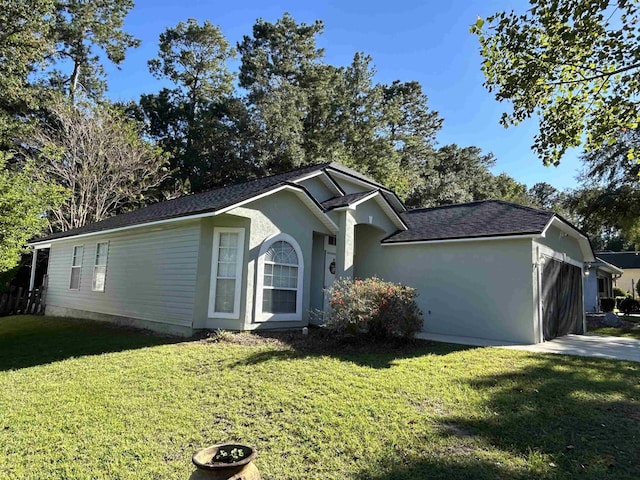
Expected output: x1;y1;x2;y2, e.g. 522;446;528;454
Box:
613;286;627;298
326;277;423;339
601;297;616;312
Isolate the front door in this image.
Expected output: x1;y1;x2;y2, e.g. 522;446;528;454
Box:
323;252;337;314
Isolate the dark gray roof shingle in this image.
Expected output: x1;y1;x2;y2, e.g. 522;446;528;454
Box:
596;252;640;269
37;163;331;242
321;190;377;210
383;200;554;243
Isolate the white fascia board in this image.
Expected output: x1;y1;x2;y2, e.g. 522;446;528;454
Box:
373;195;408;230
331;191;380;211
292;170;343;196
542;216;595;262
535;243;584;268
593;257;624;275
382;233;539;247
331;191;407;231
325;168;406;212
30;185;338;247
31;243;51;249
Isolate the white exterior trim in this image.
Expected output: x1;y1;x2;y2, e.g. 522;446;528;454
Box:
254;232;304;322
535;243;584;269
30;185;338;248
292;170;343;196
332;191;407;230
325;168;406;212
533;243;587;342
91;241;109;292
541;216;594;262
208;227;245;319
69;245;84;290
382;234;539;247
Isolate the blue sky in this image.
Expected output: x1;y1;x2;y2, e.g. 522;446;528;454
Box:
104;0;583;190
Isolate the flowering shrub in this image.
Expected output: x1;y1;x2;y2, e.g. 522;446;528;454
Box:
326;277;423;339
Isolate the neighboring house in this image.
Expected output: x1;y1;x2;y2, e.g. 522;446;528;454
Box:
583;257;623;313
30;162;594;344
596;252;640;297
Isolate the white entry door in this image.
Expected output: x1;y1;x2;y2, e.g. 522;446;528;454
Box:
323;252;337;313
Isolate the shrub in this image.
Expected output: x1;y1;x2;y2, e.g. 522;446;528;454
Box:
613;286;627;298
600;297;616;312
326;277;423;339
619;298;640;315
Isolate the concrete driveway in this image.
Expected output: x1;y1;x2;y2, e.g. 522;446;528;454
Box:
501;334;640;362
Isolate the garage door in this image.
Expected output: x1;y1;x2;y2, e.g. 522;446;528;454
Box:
541;258;584;341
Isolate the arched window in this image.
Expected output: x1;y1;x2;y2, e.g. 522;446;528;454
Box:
255;234;304;321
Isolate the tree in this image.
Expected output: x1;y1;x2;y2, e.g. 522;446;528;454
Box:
407;145;499;207
47;0;140;101
238;13;326;173
528;182;561;210
141;19;248;192
474;0;640;165
0;154;66;272
488;173;530;205
239;15;443;198
563;127;640;248
0;0;55;147
29;99;170;231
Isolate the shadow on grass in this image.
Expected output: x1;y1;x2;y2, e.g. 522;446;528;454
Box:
230;329;476;369
424;355;640;480
359;456;540;480
0;315;182;371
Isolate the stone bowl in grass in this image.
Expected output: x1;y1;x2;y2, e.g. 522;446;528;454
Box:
192;443;257;470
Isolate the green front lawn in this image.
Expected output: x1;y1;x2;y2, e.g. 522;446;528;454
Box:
1;316;639;479
589;326;640;340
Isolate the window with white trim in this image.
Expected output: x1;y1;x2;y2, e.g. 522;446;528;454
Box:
208;228;245;318
69;245;83;289
255;234;304;321
263;241;299;314
92;242;109;292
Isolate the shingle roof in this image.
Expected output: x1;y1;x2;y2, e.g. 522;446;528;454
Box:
37;163;331;242
321;190;377;210
596;252;640;269
383;200;554;243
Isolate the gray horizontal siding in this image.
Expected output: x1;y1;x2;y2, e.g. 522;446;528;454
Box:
46;222;200;327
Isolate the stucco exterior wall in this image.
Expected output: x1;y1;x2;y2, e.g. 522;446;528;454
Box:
331;175;372;194
46;221;200;330
296;175;336;203
218;190;331;330
535;225;584;264
354;226;537;344
614;268;640;295
192;214;250;330
583;270;600;313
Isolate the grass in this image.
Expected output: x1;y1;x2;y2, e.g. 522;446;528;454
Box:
589;326;640;340
589;315;640;340
1;316;639;479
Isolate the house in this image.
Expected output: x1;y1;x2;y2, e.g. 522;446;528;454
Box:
29;162;595;344
596;252;640;297
583;257;623;312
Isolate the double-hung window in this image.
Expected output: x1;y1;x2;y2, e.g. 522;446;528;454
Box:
92;242;109;292
70;245;83;289
208;228;245;318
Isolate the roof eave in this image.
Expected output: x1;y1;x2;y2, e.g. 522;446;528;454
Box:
381;232;541;246
29;183;338;246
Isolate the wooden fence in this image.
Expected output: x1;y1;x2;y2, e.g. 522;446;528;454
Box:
0;286;46;317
